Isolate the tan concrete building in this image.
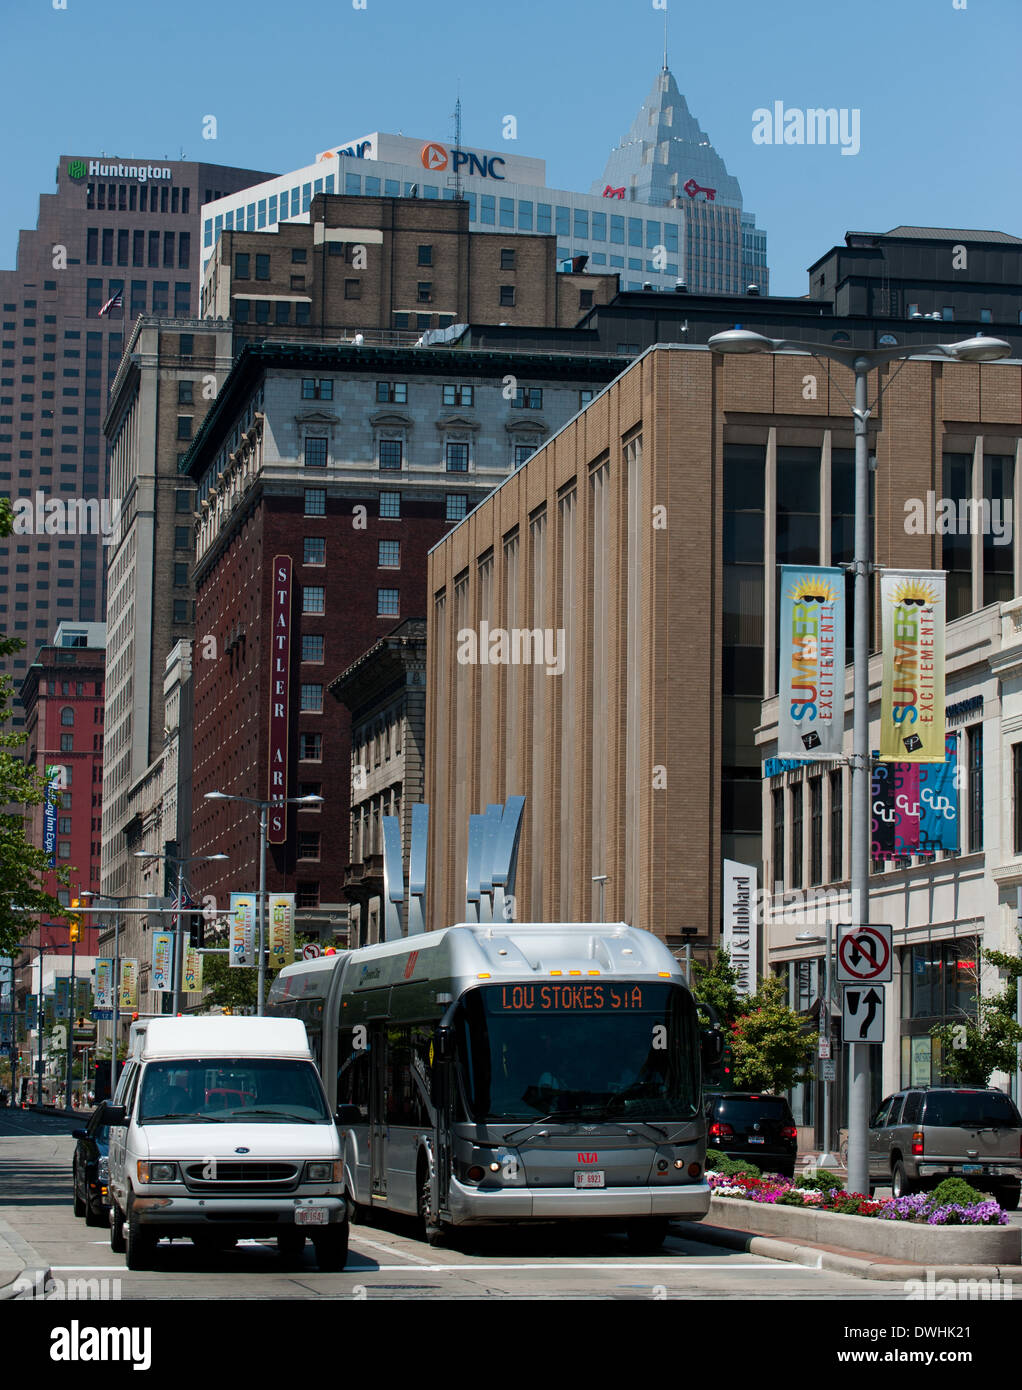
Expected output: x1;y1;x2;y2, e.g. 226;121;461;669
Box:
200;193;618;338
425;343;1022;954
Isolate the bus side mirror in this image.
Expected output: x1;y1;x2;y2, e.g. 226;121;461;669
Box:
436;1025;454;1061
701;1029;724;1068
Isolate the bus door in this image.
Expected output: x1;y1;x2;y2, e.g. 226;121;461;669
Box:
433;1041;453;1215
369;1021;387;1200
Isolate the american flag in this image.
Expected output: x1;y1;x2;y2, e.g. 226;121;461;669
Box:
98;290;123;317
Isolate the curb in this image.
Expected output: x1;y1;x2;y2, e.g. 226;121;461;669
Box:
674;1219;1022;1282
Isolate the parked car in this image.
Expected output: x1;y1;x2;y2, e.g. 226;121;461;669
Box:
704;1092;798;1178
72;1105;111;1227
868;1086;1022;1207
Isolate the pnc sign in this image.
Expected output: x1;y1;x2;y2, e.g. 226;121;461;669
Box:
420;142;505;180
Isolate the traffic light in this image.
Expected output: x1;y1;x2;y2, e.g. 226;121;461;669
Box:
720;1039;735;1090
68;898;81;943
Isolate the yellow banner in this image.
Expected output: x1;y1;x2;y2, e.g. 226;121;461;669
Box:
268;894;295;971
880;570;946;762
120;958;139;1011
183;946;203;994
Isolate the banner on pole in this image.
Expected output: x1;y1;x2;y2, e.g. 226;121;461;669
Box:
183;946;203;993
120;959;139;1011
229;893;256;969
95;959;114;1009
777;566;845;759
55;976;71;1020
722;859;758;997
871;732;959;859
151;932;174;993
268;894;295;972
880;570;946;761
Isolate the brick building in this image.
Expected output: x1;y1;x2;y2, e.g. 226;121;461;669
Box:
424;343;1021;954
200;193;618;338
181;341;626;938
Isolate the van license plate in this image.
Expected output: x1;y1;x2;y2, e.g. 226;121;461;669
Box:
295;1206;329;1225
574;1171;605;1188
961;1165;982;1174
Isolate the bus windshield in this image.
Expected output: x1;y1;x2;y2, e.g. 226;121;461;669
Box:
454;981;700;1123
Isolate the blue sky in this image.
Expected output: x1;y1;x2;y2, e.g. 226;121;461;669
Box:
2;0;1020;295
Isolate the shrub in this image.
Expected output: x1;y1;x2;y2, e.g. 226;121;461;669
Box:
718;1156;762;1179
794;1170;840;1193
928;1178;984;1209
705;1150;724;1171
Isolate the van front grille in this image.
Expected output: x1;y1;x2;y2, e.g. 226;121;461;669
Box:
183;1161;300;1192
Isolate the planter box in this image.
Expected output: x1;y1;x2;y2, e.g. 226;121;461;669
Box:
709;1195;1021;1265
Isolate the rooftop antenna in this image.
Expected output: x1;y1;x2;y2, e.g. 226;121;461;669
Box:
450;86;463;200
662;4;668;71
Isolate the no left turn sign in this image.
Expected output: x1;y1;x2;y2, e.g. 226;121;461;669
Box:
836;924;892;983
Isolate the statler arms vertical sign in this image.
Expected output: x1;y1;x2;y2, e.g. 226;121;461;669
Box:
268;556;292;844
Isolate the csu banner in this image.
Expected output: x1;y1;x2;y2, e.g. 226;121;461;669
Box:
871;733;959;858
880;570;946;761
151;932;174;993
722;860;758;997
777;566;845;758
268;894;295;972
229;893;256;969
183;946;203;993
95;959;114;1009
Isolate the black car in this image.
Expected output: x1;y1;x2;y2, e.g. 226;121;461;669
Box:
72;1105;111;1227
704;1092;798;1178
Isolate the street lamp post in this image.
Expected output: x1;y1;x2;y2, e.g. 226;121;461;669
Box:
80;892;158;1097
133;853;229;1014
204;791;323;1015
709;328;1010;1195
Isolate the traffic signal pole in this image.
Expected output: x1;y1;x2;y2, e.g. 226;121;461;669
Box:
64;927;77;1110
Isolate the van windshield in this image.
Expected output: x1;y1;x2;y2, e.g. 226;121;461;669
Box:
137;1058;331;1124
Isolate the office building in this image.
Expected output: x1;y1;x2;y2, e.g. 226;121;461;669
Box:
0;154;271;721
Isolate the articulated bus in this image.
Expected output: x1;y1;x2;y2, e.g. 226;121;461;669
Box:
268;922;722;1248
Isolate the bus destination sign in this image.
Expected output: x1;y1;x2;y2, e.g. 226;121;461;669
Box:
496;984;645;1011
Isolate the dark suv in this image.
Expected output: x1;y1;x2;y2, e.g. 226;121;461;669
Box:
704;1092;798;1178
868;1086;1022;1207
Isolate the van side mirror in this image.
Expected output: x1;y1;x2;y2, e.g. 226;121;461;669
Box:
335;1104;362;1127
104;1104;127;1127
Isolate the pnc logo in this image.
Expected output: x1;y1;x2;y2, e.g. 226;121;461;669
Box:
421;142;448;172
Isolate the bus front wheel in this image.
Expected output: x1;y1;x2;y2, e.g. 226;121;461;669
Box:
418;1166;446;1247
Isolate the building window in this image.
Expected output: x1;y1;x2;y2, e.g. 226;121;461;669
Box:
298;782;321;808
513;386;543;409
809;777;822;886
790;784;803;888
446;442;469;472
174;563;188;586
297;882;320;907
290;275;306;291
379;491;401;518
303;585;325;614
60;733;73;753
59;816;72;835
304;536;325;565
304;489;326;516
301;378;317;399
300;733;322;761
304;437;328;468
58;841;71;859
175;526;190;550
377;588;399;616
1014;743;1022;856
345;280;361;299
378;539;400;568
235;253;250;280
301;684;323;712
942;307;954;321
417;282;432;303
60;706;74;726
500;248;515;269
772;788;784;887
499;285;516;307
980;308;993;324
967;724;983;851
446;493;468;522
292;248;307;263
442;384;473;407
173;600;190;622
417;245;433;266
579;290;594;309
302;633;324;662
177;417;193;440
379;439;402;470
234;300;249;324
830;769;843;880
255;254;270;280
376;382;407;404
515;444;536;468
178;380;193;405
298;832;321;860
580;390;595;407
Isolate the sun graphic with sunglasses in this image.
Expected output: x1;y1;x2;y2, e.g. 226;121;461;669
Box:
788;576;838;605
890;578;939;608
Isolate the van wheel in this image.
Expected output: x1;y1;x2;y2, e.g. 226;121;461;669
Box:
891;1161;916;1198
996;1183;1020;1211
85;1198;107;1228
73;1163;86;1217
125;1215;156;1270
312;1226;348;1272
418;1167;445;1247
277;1230;306;1266
109;1202;126;1254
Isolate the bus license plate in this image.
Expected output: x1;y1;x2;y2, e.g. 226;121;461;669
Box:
574;1171;605;1189
295;1206;329;1225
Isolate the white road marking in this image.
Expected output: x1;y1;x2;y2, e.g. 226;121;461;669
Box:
351;1234;434;1265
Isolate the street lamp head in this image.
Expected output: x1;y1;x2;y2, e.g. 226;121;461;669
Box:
707;328;776;355
296;795;324;805
795;931;825;943
942;335;1012;363
206;853;229;861
204;791;228;801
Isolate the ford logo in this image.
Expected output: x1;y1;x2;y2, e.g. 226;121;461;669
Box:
235;1147;250;1154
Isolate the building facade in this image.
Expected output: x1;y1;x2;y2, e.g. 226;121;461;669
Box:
0;155;270;718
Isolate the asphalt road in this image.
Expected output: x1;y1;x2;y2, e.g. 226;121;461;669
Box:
1;1107;1016;1302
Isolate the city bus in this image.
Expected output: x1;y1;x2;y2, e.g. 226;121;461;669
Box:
269;922;722;1249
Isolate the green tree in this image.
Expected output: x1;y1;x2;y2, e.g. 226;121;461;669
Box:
692;946;744;1030
0;498;72;957
197;951;258;1013
731;973;815;1093
930;942;1022;1086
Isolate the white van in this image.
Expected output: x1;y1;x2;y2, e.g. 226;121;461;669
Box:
105;1016;348;1271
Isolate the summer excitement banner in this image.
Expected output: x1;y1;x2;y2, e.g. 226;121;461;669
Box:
229;892;256;969
777;565;845;759
150;931;173;993
880;570;946;762
183;946;203;993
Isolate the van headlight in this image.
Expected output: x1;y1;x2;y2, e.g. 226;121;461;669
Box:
137;1161;178;1183
305;1160;343;1182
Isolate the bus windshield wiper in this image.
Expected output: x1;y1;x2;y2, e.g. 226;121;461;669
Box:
502;1110;584;1142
